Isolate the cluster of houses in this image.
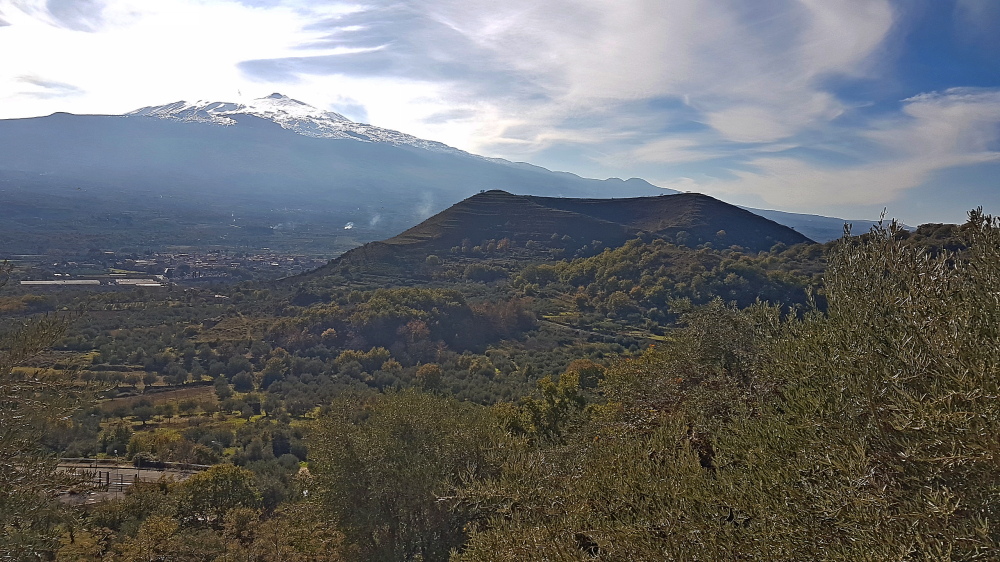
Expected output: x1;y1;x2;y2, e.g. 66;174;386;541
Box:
10;248;330;288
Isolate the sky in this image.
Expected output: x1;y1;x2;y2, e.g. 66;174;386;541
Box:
0;0;998;225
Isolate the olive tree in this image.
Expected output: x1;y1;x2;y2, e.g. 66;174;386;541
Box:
457;212;1000;560
0;263;82;558
310;391;515;561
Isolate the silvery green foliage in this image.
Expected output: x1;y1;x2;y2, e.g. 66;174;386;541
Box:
456;211;1000;560
0;263;78;559
752;210;1000;558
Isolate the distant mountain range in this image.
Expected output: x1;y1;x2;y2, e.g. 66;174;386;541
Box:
0;94;882;254
742;207;901;243
321;190;812;272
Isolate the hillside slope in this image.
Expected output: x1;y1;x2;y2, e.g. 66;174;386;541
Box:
319;190;813;274
525;193;812;250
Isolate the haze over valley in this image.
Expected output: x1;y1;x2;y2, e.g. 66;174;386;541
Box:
2;93;895;277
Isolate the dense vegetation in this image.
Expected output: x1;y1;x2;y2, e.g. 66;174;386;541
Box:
3;214;998;559
457;212;1000;559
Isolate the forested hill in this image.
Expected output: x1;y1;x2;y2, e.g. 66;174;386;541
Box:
316;190;813;272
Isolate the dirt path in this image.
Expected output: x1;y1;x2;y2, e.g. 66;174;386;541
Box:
57;459;207;505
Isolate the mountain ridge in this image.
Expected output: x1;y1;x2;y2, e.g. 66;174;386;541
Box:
1;95;882;250
317;189;813;275
0;109;668;252
117;96;900;242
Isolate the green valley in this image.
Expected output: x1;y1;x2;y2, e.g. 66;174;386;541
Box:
3;192;997;560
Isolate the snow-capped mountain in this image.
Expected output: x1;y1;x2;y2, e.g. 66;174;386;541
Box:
0;94;869;245
127;93;462;154
0;98;670;249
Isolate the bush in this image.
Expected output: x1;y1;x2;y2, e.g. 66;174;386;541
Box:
310;391;517;561
174;465;262;528
231;371;254;393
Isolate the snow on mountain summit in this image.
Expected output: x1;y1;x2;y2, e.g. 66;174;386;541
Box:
243;92;352;124
126;94;461;154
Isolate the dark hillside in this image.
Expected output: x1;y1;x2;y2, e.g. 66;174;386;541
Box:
525;192;813;251
384;190;633;248
317;190;814;275
311;190;634;272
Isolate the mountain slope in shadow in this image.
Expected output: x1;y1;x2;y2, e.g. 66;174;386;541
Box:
315;190;814;273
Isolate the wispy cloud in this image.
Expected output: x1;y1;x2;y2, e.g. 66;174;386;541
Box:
5;0;106;31
16;74;83;98
683;88;1000;213
237;0;894;152
628;138;722;165
0;0;996;223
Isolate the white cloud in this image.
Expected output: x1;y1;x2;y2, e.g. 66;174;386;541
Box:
212;0;898;155
873;88;1000;161
687;89;1000;211
614;137;721;165
409;0;895;146
0;0;354;117
0;0;897;152
702;90;846;144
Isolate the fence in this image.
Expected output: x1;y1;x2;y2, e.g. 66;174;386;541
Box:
59;457;212;471
57;458;210;499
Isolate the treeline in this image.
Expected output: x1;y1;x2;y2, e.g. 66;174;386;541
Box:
2;229;829;482
270;287;535;354
514;237;823;315
451;214;1000;559
53;466;346;560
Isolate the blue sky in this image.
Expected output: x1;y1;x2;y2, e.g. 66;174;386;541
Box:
1;0;998;224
